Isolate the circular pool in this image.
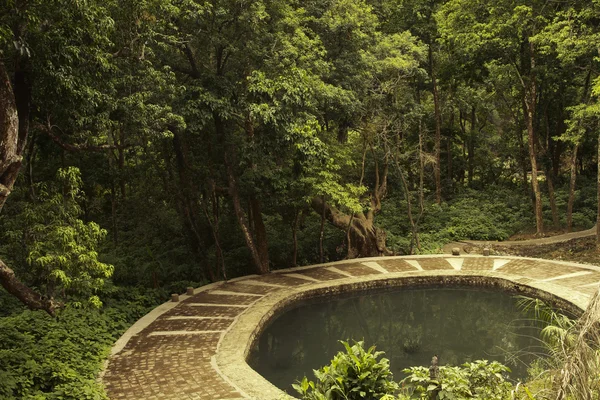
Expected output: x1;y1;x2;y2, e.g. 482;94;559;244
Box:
216;269;585;400
248;287;546;392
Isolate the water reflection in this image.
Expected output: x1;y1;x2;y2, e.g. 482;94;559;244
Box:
248;287;545;392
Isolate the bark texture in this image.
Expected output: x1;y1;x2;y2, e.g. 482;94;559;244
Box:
525;102;544;236
311;197;389;258
310;156;391;258
523;44;544;236
567;145;578;232
0;62;57;316
226;156;269;274
0;62;21;211
597;132;600;250
430;45;442;204
0;259;57;314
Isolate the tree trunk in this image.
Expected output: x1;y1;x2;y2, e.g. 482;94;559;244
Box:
567;67;592;232
0;259;57;314
468;106;476;186
459;110;467;185
226;155;268;274
398;162;420;254
250;197;269;270
525;100;544;236
418;119;425;213
446;109;454;191
26;133;36;200
547;173;559;229
0;63;22;211
311;197;389;258
523;46;544;236
118;126;126;199
219;113;269;275
597;132;600;250
0;61;57;316
172;129;214;281
111;183;118;244
567;145;579;232
511;105;530;195
446;136;453;191
346;213;355;258
292;209;299;267
212;192;226;281
430;45;442;204
201;187;226;281
543;113;559;230
319;195;325;263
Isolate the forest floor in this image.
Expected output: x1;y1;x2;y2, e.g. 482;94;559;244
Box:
445;226;600;266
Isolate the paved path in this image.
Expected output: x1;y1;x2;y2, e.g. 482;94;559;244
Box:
102;255;600;400
443;226;597;254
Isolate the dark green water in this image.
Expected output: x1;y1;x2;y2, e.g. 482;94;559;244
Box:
248;287;545;392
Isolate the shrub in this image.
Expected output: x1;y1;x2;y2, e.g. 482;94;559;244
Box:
400;360;513;400
293;340;398;400
0;285;170;400
378;185;534;254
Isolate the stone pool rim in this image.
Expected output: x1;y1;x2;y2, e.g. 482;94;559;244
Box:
215;256;591;400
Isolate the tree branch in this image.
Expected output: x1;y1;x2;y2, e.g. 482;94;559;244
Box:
182;43;201;79
0;258;57;316
44;121;131;153
310;196;352;230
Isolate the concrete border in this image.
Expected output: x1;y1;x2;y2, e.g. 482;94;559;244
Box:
215;267;588;400
97;274;258;382
102;255;600;399
269;253;600;274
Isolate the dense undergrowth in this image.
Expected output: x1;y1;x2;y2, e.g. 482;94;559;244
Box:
0;180;596;399
0;282;199;400
294;340;516;400
380;180;596;254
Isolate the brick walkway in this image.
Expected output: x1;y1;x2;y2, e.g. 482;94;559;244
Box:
101;255;600;400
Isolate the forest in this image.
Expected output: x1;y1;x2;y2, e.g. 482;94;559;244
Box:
1;0;600;398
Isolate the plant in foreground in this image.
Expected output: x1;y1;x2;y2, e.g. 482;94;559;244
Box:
401;360;512;399
293;340;398;400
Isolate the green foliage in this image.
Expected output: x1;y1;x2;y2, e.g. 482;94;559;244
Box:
2;168;113;306
292;341;515;400
551;176;598;230
0;285;167;400
379;186;533;254
293;340;398;400
437;190;530;241
400;360;512;399
2;0;600;395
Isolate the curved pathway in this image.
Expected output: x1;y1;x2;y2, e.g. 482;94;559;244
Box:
102;254;600;400
443;226;597;254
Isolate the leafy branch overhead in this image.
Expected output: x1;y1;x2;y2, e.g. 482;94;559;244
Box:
1;0;600;317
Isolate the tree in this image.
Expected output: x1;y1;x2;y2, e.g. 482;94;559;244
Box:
437;0;562;235
0;0;177;313
535;0;600;238
0;59;53;312
2;168;113;307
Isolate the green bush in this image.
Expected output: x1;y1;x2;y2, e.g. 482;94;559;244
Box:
400;360;512;399
292;340;516;400
437;188;531;241
378;185;533;254
0;307;113;400
293;340;399;400
0;285;171;400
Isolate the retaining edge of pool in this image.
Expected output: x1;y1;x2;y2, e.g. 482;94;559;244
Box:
215;263;590;400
